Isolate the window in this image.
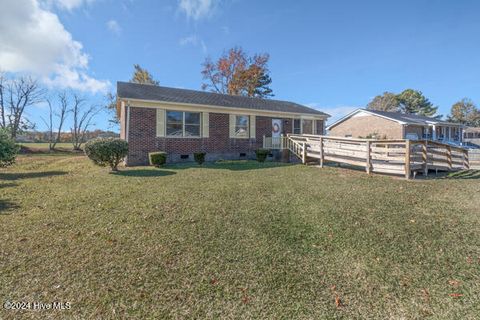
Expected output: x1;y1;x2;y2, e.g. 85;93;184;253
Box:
293;119;301;134
166;111;201;137
166;111;183;136
302;119;313;134
235;115;249;138
185;112;200;137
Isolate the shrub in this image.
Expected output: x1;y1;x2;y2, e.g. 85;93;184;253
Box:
255;149;270;163
149;152;167;167
0;129;20;167
194;152;206;165
84;138;128;172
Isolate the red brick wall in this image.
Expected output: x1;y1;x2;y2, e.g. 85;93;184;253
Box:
126;107;323;165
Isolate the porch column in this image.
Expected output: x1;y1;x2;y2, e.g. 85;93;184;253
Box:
448;126;452;141
432;125;437;140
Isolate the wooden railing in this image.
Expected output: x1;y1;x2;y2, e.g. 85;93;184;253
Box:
469;149;480;169
262;135;288;150
285;134;469;179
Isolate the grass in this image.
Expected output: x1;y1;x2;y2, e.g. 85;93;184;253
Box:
1;153;479;319
18;142;76;150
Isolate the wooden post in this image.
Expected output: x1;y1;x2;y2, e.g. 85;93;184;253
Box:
463;150;470;170
302;142;306;164
446;145;452;170
422;140;428;176
319;137;324;167
405;140;411;179
366;141;371;174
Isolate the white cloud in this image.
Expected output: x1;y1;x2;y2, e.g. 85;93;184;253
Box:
306;103;359;126
44;0;96;11
106;19;122;35
178;0;219;20
0;0;109;93
179;35;207;54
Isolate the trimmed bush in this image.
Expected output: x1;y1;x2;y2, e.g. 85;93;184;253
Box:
149;152;167;167
0;129;20;167
255;148;270;163
194;152;206;165
84;138;128;172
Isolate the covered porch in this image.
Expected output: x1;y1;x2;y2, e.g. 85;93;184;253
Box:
405;124;464;144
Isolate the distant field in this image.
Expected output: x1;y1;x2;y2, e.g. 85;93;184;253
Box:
18;142;78;150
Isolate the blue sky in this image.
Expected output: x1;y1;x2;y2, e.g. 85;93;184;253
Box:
3;0;480;131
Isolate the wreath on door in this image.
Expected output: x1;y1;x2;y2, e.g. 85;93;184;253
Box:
272;123;280;134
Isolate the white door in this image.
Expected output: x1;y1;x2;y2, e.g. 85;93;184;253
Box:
272;119;282;137
272;119;282;149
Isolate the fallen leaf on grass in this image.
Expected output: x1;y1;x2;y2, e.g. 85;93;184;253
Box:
449;293;463;298
335;295;342;308
448;280;460;287
421;288;429;302
240;287;250;304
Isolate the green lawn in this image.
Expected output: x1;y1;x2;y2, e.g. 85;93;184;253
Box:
1;154;479;319
18;142;79;150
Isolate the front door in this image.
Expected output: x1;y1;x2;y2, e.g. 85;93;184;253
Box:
272;119;282;149
272;119;282;137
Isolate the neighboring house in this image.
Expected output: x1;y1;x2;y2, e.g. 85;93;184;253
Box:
464;127;480;139
464;127;480;147
117;82;329;165
327;108;464;142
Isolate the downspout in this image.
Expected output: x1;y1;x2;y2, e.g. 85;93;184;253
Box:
124;102;131;166
126;101;131;143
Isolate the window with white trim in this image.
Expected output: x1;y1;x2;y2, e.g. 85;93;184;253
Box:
302;119;313;134
293;119;301;134
234;115;249;138
166;110;201;137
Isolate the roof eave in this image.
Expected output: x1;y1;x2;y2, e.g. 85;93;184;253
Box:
119;97;329;119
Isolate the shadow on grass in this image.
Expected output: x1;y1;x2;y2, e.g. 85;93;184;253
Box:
0;171;67;181
444;170;480;180
0;199;19;214
0;182;18;189
115;169;176;177
19;145;82;155
166;160;293;171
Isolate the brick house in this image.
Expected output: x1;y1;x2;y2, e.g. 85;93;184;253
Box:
117;82;329;165
327;108;464;142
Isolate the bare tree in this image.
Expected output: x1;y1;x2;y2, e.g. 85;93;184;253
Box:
0;75;45;138
53;92;69;149
41;99;54;150
42;92;70;150
71;94;99;150
0;73;5;129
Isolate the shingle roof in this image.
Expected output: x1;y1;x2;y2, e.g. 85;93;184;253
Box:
327;108;461;130
364;109;455;125
117;82;328;116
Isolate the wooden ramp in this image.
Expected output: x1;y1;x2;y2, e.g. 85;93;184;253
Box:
284;135;470;179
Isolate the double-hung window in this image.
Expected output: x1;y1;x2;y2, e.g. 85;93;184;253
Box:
293;119;301;134
234;115;249;138
166;111;201;137
302;119;313;134
293;118;314;134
